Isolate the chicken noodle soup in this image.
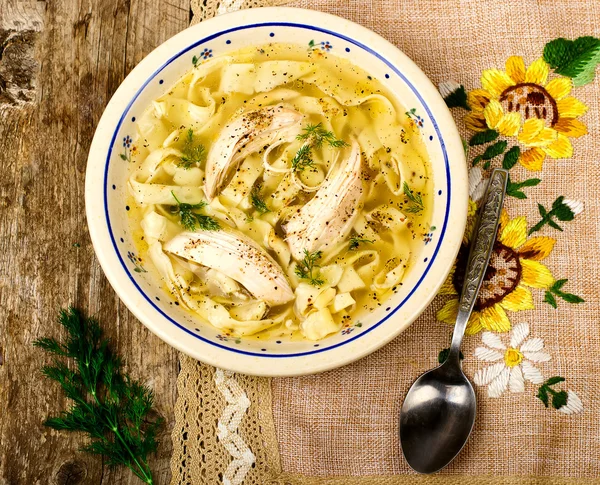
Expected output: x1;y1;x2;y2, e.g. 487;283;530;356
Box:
127;42;432;341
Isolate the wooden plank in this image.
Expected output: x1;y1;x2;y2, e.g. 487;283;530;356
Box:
0;0;190;483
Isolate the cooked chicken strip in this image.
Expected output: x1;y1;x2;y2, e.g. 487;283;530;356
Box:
164;229;294;306
284;140;364;260
204;105;302;201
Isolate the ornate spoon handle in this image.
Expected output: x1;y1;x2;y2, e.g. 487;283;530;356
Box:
448;168;508;363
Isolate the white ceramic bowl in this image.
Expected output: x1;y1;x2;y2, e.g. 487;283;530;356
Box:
85;7;467;376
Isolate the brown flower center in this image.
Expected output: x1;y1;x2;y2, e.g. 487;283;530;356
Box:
453;242;522;311
500;83;558;126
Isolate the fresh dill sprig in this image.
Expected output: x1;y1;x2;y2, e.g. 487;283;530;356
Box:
250;185;270;214
34;307;162;485
297;122;348;149
178;128;206;169
291;123;347;173
402;182;424;214
294;249;324;286
349;236;375;250
171;191;220;231
290;144;315;172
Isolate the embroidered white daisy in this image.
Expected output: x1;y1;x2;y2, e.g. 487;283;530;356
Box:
473;323;550;397
468;166;487;202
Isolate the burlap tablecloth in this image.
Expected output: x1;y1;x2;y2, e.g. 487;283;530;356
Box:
170;1;600;483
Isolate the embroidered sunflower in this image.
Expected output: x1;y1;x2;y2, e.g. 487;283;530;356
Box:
437;211;555;334
464;56;588;171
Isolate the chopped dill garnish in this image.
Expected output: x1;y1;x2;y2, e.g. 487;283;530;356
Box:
250;185;270;214
34;307;162;485
171;191;220;231
178;128;206;169
291;123;347;173
294;249;324;286
402;182;424;214
349;236;375;250
297;122;349;148
290;144;315;172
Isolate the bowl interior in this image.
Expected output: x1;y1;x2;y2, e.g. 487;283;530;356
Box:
88;9;466;375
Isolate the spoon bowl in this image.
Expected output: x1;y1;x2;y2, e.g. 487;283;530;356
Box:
399;361;476;474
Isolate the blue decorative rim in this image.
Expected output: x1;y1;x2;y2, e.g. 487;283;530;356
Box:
103;22;452;358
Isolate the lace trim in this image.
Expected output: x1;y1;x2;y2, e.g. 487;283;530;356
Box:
215;369;256;485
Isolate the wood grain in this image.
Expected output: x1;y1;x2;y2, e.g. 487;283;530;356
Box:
0;1;190;483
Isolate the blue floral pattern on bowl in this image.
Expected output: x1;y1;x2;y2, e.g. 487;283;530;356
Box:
120;135;132;162
406;108;425;128
127;251;146;273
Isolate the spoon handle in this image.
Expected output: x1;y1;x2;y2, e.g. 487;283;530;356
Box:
448;168;508;363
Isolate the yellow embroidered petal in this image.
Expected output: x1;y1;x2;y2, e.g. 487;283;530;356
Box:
520;259;554;289
498;209;510;235
467;199;478;217
483;99;504;129
465;312;483;335
518;236;556;261
467;89;492;112
542;133;573;159
518;118;544;141
499;285;535;312
479;304;512;332
544;77;572;100
518;119;557;147
499;216;527;249
438;267;457;295
518;147;546;171
496;112;522;137
524;58;550;85
505;56;526;83
553;118;587;138
556;97;589;118
464;112;488;132
437;299;458;324
481;69;516;98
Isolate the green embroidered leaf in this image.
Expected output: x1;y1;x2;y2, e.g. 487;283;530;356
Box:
545;376;566;386
461;138;469;157
472;155;483;166
544;291;557;309
502;146;520;170
546;280;584;307
507;188;527;200
552;390;569;409
543;36;600;87
537;386;550;407
538;203;548;218
517;178;542;188
548;219;563;231
481;140;507;160
444;84;470;110
469;129;498;147
557;292;584;304
507;176;541;200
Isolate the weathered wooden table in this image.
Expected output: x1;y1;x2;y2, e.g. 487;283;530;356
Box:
0;1;191;483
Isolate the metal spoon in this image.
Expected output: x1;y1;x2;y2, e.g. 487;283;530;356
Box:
399;168;508;474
